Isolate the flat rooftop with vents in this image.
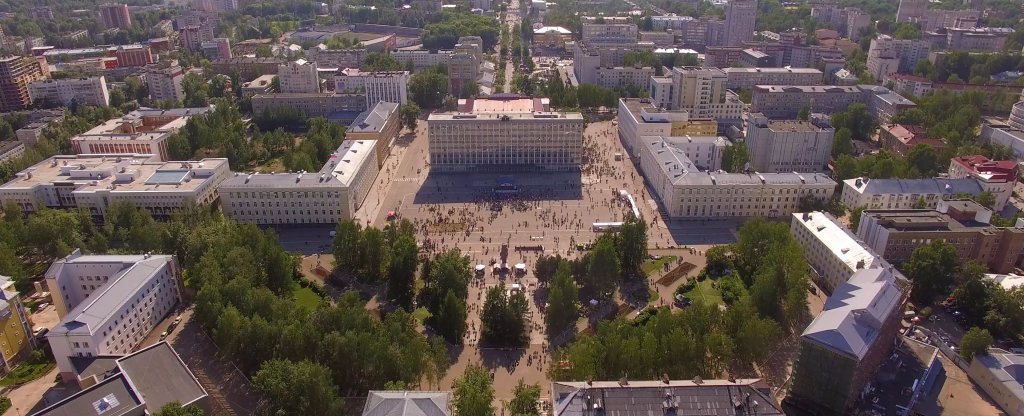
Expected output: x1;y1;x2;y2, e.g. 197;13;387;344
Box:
551;379;785;416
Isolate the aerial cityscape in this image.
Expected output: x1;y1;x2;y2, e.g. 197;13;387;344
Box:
0;0;1022;414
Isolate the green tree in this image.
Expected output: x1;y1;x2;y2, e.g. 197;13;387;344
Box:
797;106;809;121
388;234;419;311
832;128;855;158
507;380;541;416
361;227;387;282
892;22;922;39
152;402;204;416
586;236;621;296
452;365;496;416
252;359;345;415
960;327;994;361
974;191;996;209
617;216;648;278
332;219;364;273
545;262;579;339
481;283;530;346
831;103;877;141
409;68;450;108
833;154;859;181
181;72;210;107
906;144;940;176
905;240;959;304
434;291;468;344
400;102;421;131
722;142;750;172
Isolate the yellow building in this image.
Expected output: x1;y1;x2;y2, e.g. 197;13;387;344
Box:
670;118;718;136
533;27;573;48
0;275;32;373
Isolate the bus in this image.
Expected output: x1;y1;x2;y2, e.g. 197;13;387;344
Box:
592;222;624;232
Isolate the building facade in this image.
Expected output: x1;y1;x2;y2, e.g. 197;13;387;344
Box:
250;93;366;120
841;177;984;210
70;107;211;162
219;140;380;225
0;275;32;375
334;69;410;107
968;350;1024;416
724;0;758;46
114;45;154;67
751;84;915;122
878;123;946;157
46;250;182;382
744;113;834;173
617;98;718;156
790;211;897;293
347;101;400;167
856;200;1024;271
28;77;110;107
0;154;230;221
0;56;47;112
948;155;1018;210
637;135;837;219
650;67;744;121
98;3;132;29
867;35;931;81
0;140;25;164
145;60;185;103
427;96;584;172
787;267;905;414
278;59;320;94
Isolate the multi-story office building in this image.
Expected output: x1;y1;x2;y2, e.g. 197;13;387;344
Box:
724;67;823;90
788;267;904;415
867;35;930;81
0;56;47;112
0;275;32;375
896;0;980;31
637;136;837;219
45;250;182;382
449;42;482;94
580;23;639;43
145;60;185;103
180;26;202;51
617;98;719;155
14;110;63;145
751;84;915;122
28;77;110;107
724;0;758;46
33;342;208;414
114;45;153;67
0;154;230;221
571;40;656;86
201;38;232;60
937;27;1013;51
790;211;898;293
593;66;655;90
947;155;1018;210
308;46;366;69
650;67;744;122
241;74;276;98
857;200;1024;272
389;50;454;71
744;113;834;173
70;107;211;161
210;57;283;80
639;31;674;46
251;93;366;121
219;140;380;225
278;59;320;93
427;96;584;172
334;69;410;107
841;176;984;211
98;3;132;30
347;101;400;167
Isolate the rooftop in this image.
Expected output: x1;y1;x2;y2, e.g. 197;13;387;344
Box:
793;211;888;274
337;68;410;77
349;101;399;134
32;342;206;416
802;267;904;360
619;98;691;124
458;95;545;113
754;85;861;93
362;391;451;416
860;209;994;233
951;155;1019;182
534;26;572;34
763;119;831;132
0;140;23;154
220;140;378;189
985;273;1024;291
725;67;823;74
843;177;983;196
0;154;228;194
551;379;784;416
642;137;836;187
76;107;212;140
47;250;176;338
973;349;1024;407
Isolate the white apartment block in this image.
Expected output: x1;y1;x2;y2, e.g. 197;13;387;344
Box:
637;136;836;219
220;140;379;225
651;67;744;121
70;107;212;162
840;177;985;210
251;93;366;119
641;135;728;171
744;113;834;173
0;154;230;220
278;59;320;93
594;66;655;90
428;97;584;172
866;35;930;81
723;67;823;90
617;98;720;155
724;0;758;46
390;50;454;71
581;23;639;43
571;41;656;86
46;250;182;382
145;61;185;103
28;77;110;107
790;211;898;294
334;68;410;107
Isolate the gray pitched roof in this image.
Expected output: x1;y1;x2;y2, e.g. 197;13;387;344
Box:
362;391;451;416
802;268;903;360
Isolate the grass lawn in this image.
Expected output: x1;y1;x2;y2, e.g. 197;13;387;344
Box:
648;289;659;303
293;286;322;310
0;361;54;386
642;255;678;275
681;279;723;307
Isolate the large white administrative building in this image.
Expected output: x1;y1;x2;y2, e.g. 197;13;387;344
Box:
0;154;230;220
219;139;379;225
637;136;836;218
45;250;182;382
790;211;900;294
427;95;584;172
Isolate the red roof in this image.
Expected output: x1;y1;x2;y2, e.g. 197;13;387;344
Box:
951;155;1019;181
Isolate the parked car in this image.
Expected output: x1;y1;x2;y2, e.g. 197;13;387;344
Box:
159;331;168;341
